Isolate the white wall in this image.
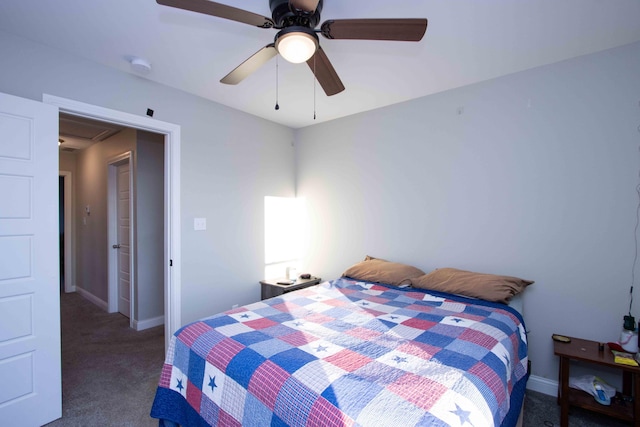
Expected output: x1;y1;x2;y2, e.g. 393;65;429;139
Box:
295;41;640;384
135;131;164;322
75;128;137;303
0;30;295;325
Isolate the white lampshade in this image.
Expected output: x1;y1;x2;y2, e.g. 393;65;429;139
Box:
275;30;318;64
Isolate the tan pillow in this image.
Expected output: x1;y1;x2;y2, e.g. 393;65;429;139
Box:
411;268;533;304
342;257;425;286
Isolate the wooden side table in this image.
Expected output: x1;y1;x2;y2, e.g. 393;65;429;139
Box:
553;335;640;427
260;276;322;300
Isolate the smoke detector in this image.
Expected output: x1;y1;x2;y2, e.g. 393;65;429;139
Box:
129;57;151;74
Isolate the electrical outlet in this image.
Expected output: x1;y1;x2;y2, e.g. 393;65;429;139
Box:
194;217;207;231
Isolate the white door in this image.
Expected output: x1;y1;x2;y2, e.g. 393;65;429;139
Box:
116;162;131;318
0;92;61;425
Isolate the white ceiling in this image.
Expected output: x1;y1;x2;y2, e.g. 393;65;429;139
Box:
1;0;639;129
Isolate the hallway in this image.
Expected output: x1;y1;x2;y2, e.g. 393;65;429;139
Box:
46;292;164;426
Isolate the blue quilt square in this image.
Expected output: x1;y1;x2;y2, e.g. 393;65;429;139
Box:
203;315;237;328
233;330;272;346
269;348;317;374
250;338;294;358
383;299;407;308
251;306;282;318
350;341;393;359
430;322;464;339
413;331;455;348
321;373;383;416
199;393;220;426
484;316;516;336
481;351;510;380
322;307;353;319
445;339;489;361
261;324;295;338
266;312;295;324
270;414;288;427
463;305;491;318
173;339;191;373
187;349;206;388
274;377;317;426
226;348;266;388
414;312;444;323
417;411;451;427
191;329;226;357
362;318;390;333
433;348;478;371
353;361;404;386
242;392;272;425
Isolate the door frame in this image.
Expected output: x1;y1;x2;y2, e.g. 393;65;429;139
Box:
107;152;134;325
59;170;75;293
44;94;181;350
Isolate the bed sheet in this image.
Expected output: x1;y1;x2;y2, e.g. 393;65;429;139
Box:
151;278;528;426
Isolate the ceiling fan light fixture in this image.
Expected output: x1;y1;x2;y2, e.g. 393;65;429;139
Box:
275;27;318;64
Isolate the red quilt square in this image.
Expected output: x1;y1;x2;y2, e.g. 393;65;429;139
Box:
325;349;373;372
271;301;304;313
308;396;355;427
458;329;498;350
345;326;382;341
404;303;433;313
469;361;506;403
186;379;202;410
387;372;448;410
206;337;244;371
402;317;437;331
397;341;438;360
323;298;350;307
304;313;335;324
158;363;173;387
218;409;242;427
248;360;290;410
280;330;319;346
178;321;211;346
245;318;279;330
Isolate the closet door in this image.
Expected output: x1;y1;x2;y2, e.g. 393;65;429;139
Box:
0;91;61;425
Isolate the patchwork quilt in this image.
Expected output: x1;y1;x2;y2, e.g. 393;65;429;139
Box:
151;278;528;427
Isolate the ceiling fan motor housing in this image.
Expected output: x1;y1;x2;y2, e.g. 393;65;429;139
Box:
269;0;323;28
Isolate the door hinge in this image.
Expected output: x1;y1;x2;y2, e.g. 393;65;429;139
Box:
170;259;173;267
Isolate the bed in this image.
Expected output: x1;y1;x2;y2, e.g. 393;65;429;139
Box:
150;276;529;426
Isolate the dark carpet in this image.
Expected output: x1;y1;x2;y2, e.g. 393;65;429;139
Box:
46;292;627;426
45;292;164;427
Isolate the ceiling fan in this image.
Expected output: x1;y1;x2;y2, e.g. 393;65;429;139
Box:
156;0;428;96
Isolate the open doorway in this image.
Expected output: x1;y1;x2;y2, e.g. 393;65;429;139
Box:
58;170;74;294
57;113;168;331
46;93;182;348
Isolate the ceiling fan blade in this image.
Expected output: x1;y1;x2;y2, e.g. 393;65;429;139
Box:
306;47;344;96
321;18;428;41
221;44;278;85
289;0;319;14
157;0;274;28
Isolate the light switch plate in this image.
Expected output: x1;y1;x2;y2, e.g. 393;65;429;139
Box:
194;217;207;231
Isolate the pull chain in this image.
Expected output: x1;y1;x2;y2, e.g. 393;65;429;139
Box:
313;53;317;120
275;55;280;111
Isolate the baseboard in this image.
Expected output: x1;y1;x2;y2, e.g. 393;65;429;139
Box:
527;374;557;397
75;287;108;311
134;315;165;331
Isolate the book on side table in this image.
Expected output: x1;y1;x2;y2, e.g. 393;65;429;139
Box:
611;350;639;366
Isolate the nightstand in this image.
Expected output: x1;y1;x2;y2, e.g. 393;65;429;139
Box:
260;276;322;300
553;335;640;427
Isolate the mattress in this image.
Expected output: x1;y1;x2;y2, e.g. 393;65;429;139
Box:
151;278;528;426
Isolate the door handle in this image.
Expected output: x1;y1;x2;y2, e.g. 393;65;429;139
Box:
112;244;121;249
